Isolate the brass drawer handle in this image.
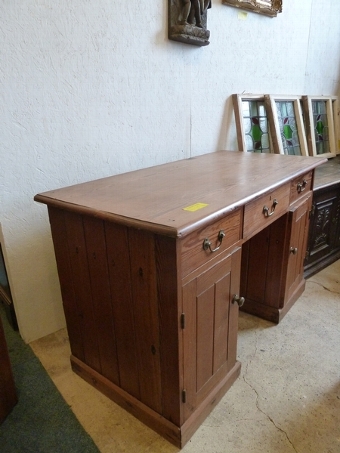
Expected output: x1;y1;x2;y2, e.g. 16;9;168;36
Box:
297;179;307;193
203;230;225;253
232;295;245;307
290;247;298;255
263;199;278;217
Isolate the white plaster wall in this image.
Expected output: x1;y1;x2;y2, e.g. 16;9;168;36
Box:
1;0;340;342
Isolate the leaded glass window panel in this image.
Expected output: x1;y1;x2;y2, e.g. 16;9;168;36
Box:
264;95;308;156
302;96;336;158
312;100;330;155
241;100;271;153
275;101;301;155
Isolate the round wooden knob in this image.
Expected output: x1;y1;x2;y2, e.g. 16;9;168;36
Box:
232;295;245;307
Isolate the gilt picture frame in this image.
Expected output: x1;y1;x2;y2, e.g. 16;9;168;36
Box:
222;0;282;18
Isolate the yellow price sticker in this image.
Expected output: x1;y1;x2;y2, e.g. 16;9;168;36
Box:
183;203;208;212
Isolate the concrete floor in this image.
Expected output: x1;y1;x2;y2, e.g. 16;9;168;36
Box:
30;260;340;453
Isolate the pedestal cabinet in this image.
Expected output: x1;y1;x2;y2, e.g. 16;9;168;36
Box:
46;205;242;447
35;151;325;447
241;193;312;323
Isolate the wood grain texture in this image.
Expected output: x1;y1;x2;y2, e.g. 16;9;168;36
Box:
105;222;140;398
182;249;240;422
83;217;120;384
313;155;340;190
48;207;85;361
35;151;326;238
243;182;290;239
180;208;242;278
128;229;162;414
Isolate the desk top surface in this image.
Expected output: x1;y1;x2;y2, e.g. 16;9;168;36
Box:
35;151;326;237
314;155;340;189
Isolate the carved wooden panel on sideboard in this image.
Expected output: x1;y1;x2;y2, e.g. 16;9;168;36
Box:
304;156;340;277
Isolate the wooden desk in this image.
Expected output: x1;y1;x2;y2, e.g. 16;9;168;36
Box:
35;151;326;447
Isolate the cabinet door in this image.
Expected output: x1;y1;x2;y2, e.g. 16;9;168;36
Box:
305;186;340;266
284;194;312;303
182;248;241;421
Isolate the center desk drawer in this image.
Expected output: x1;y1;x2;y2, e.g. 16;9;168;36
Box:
290;171;313;205
180;209;242;278
243;183;290;239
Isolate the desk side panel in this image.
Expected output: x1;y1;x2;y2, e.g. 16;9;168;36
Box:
48;207;85;362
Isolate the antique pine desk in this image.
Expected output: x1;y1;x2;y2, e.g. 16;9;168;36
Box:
34;151;326;447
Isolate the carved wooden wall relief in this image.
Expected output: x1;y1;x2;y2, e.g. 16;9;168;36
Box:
168;0;211;47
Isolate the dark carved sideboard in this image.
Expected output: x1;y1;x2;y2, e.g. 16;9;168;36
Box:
304;156;340;278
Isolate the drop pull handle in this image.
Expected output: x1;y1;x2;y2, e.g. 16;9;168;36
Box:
203;230;225;253
232;295;245;307
290;247;298;255
297;179;307;193
263;199;278;217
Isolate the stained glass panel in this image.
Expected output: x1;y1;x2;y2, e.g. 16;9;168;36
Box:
275;101;301;155
242;100;271;153
312;100;330;155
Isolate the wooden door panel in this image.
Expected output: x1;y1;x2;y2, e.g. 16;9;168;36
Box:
307;192;339;260
213;273;231;373
182;248;241;421
196;285;215;391
227;248;242;370
285;194;312;301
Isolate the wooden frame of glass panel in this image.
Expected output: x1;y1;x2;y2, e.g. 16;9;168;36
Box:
222;0;282;17
232;94;274;153
265;95;308;156
331;96;340;155
302;96;337;158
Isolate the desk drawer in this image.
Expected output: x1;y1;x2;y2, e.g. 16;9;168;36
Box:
243;183;290;239
180;209;242;278
290;171;313;205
